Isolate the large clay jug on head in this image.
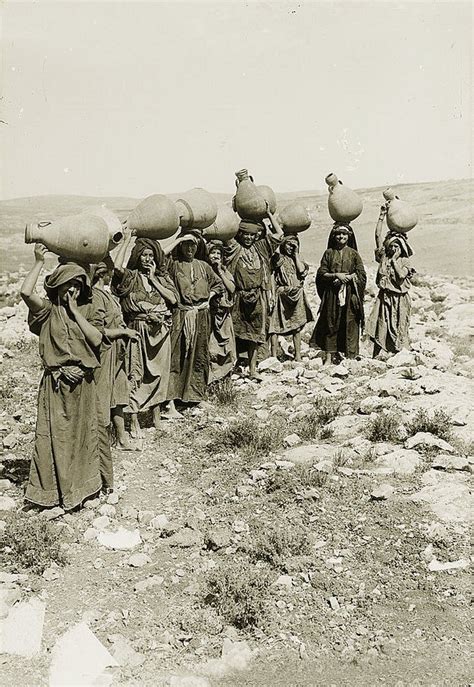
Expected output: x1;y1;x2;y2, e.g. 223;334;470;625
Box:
278;202;312;234
325;172;363;223
25;214;111;263
175;188;218;230
127;194;180;240
233;169;268;221
257;185;276;214
383;188;418;233
81;205;123;249
204;205;240;242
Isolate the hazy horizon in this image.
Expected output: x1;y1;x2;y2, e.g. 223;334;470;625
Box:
1;1;472;200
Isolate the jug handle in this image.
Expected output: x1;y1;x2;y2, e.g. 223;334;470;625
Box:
38;221;52;228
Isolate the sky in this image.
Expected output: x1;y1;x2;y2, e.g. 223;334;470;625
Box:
0;0;472;199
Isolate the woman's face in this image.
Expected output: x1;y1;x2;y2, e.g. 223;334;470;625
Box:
57;279;82;303
333;231;349;248
181;240;197;262
386;242;400;258
208;247;222;265
282;240;297;257
139;248;155;272
237;230;256;248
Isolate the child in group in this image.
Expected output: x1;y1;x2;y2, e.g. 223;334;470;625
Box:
205;239;237;382
269;234;313;361
366;205;416;358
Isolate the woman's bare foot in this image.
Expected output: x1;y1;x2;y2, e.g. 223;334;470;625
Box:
161;401;184;420
130;414;143;439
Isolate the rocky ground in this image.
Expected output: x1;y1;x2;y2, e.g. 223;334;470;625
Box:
0;265;473;686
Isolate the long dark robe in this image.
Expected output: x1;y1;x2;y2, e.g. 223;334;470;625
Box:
224;235;279;345
310;246;366;358
26;297;106;510
167;259;223;402
92;287;130;419
208;267;237;383
112;268;176;410
269;254;314;335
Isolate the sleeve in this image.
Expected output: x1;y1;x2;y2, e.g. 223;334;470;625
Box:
315;250;332;300
398;257;416;280
353;250;367;294
111;267;135;299
374;248;383;263
157;272;179;300
27;299;52;337
87;290;107;335
223;238;241;270
205;263;225;295
256;234;281;261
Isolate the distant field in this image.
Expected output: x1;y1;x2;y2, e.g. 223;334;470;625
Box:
0;179;472;277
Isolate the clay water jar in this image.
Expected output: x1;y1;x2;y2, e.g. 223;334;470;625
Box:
25;214;112;263
81;205;123;249
175;188;218;230
127;194;180;240
257;185;277;214
325;173;363;223
383;188;418;233
233;169;268;221
278;202;312;234
204;205;240;242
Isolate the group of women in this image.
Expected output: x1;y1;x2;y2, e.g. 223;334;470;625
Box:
20;204;415;512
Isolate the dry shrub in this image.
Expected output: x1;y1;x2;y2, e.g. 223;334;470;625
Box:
1;513;68;575
243;520;311;569
406;408;453;441
205;559;272;630
207;377;238;406
208;415;285;459
365;412;402;443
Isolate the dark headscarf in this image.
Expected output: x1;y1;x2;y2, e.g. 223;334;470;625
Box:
327;222;358;251
44;264;91;303
384;232;413;258
127;238;168;276
206;239;225;257
238;219;264;235
173;229;207;262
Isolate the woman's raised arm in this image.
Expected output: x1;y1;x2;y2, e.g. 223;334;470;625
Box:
20;244;47;313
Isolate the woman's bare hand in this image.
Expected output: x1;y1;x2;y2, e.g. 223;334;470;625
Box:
34;244;48;262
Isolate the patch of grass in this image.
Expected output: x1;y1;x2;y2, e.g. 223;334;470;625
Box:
208;415;285;459
243;520;312;570
291;397;340;441
400;367;421;380
204;559;272;630
265;464;328;502
207;377;239;406
333;448;351;468
406;408;453;442
1;513;68;575
365;412;402;443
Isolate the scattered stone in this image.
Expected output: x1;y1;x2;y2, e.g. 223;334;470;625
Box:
327;364;349;378
134;575;165;593
375;449;421;476
49;622;118;687
283;433;301;448
432;454;470;472
84;527;98;542
126;553;151;568
232;520;248;534
427;558;470;572
358;396;391;415
149;514;169;530
42;564;60;581
282;443;335;466
405;432;455;453
274;460;295;470
96;527;141;551
0;597;46;658
206;526;232;551
0;495;16;511
106;492;119;505
258;357;283;374
41;506;65;521
0;588;21;619
108;633;145;667
386;350;417;368
137;510;155;525
99;504;116;517
84;498;101;510
256;409;269;421
421;379;441;394
167;527;203;548
371;484;395;500
0;478;13;491
328;596;340;611
275;575;293;588
2;433;17;449
92;515;111;531
412;470;474;523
